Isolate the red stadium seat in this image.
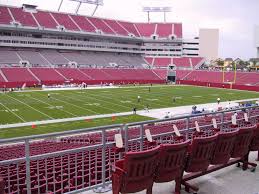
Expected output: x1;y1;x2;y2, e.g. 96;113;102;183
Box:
0;177;4;194
154;141;190;194
111;146;160;194
210;130;238;165
182;134;218;192
231;126;255;159
238;124;259;171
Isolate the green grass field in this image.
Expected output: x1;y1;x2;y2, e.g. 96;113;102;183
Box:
0;115;153;139
0;85;258;138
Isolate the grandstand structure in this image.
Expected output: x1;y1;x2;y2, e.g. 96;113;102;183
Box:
0;4;258;91
0;4;205;88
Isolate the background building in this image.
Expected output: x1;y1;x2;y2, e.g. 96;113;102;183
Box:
254;25;259;57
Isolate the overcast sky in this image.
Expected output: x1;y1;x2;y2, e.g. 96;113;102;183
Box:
1;0;259;59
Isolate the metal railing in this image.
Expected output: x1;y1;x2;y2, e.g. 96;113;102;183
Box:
0;105;258;194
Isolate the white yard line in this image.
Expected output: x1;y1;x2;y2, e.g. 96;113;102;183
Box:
37;93;99;115
6;95;54;120
72;92;136;110
57;93;119;113
88;91;168;108
27;96;77;117
0;102;26;122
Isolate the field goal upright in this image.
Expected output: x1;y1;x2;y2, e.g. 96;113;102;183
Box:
222;63;237;89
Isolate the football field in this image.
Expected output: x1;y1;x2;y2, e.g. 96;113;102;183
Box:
0;85;258;138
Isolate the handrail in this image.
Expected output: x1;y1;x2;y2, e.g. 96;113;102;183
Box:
0;105;257;194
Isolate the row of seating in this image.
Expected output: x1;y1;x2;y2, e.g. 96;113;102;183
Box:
0;6;182;38
0;49;146;66
145;57;204;69
112;122;259;194
0;109;258;193
0;110;258;162
0;67;164;87
152;69;259;86
184;70;259;86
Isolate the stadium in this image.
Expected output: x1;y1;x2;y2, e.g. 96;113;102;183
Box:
0;0;258;194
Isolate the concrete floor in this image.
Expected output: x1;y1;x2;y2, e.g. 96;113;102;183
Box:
83;151;259;194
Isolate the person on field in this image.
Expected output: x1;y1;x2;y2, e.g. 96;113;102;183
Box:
217;97;221;104
133;107;137;114
145;104;149;112
48;93;51;99
137;96;141;103
172;97;176;103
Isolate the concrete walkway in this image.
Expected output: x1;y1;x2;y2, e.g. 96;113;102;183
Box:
138;98;259;119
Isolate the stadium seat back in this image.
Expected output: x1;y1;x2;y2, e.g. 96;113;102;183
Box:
210;130;238;165
155;140;190;183
112;146;160;194
250;123;259;151
231;126;255;158
185;134;218;172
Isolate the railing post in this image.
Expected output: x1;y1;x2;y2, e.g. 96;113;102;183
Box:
124;125;129;152
186;117;190;140
25;139;31;194
247;107;251;119
119;125;124;160
220;112;224;131
186;117;190;130
101;129;106;186
140;124;144;151
93;129;111;193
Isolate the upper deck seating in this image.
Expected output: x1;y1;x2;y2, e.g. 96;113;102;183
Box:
0;5;182;39
70;15;96;32
9;7;38;27
51;12;79;31
33;11;58;29
136;23;156;37
87;18;115;34
0;6;13;25
174;23;182;38
156;23;172;37
117;21;140;37
102;19;128;36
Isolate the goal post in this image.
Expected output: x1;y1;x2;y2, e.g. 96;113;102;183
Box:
222;63;237;84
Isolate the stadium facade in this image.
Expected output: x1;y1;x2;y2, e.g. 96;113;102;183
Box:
0;4;215;68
